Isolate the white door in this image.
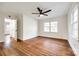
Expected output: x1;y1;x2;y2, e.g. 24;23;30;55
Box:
10;19;17;40
4;18;17;48
4;18;11;48
5;18;17;41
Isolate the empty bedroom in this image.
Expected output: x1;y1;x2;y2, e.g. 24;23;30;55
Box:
0;2;79;56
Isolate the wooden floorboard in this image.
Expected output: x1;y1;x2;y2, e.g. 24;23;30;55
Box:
0;36;75;56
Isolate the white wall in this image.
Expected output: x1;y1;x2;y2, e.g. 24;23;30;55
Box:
68;2;79;56
0;15;4;42
0;13;38;42
23;14;38;40
17;14;23;40
38;15;68;39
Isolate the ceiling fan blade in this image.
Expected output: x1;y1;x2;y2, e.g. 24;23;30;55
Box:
32;13;40;14
37;7;42;13
43;10;51;13
43;14;48;16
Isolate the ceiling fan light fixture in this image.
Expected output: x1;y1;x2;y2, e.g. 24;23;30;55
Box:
40;14;44;17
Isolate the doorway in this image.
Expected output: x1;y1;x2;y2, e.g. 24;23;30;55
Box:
4;18;17;48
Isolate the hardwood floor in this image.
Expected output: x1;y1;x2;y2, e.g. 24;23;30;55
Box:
0;36;74;56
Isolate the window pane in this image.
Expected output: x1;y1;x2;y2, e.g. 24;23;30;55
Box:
73;22;78;30
51;22;57;26
44;22;49;26
51;21;58;32
73;7;78;22
72;23;78;38
72;30;78;39
51;27;57;32
44;26;49;32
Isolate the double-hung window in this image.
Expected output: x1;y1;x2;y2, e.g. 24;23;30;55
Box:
50;22;58;32
44;22;50;32
71;5;78;40
44;21;58;32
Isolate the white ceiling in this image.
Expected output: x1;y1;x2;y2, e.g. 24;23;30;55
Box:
0;2;72;19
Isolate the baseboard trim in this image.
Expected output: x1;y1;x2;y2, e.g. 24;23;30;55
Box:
17;39;23;42
68;39;78;56
0;42;4;44
0;40;4;42
23;36;38;41
38;36;67;41
17;36;67;41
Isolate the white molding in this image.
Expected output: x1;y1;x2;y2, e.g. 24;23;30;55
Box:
68;39;79;56
0;41;4;42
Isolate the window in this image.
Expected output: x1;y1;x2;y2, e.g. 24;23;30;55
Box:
44;21;58;32
51;22;58;32
44;22;50;32
71;5;78;40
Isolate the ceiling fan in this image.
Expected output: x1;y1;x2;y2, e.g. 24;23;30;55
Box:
32;7;52;17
